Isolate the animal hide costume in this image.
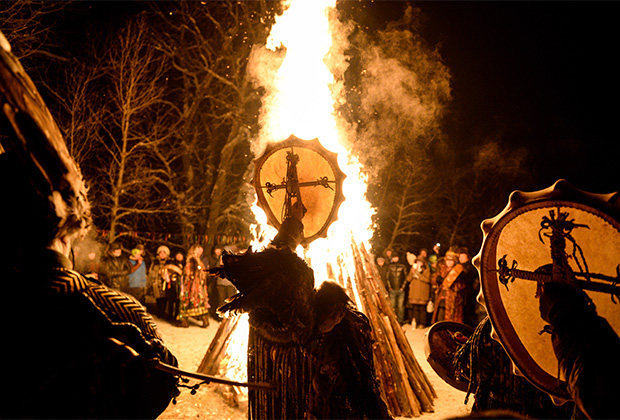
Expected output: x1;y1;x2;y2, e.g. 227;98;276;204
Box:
213;245;316;419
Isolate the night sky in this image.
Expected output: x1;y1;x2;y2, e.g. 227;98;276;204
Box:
29;1;620;196
406;1;619;194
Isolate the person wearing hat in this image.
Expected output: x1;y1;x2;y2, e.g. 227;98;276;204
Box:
128;246;148;304
148;245;172;318
438;251;465;323
406;256;432;328
100;241;132;292
456;247;485;327
386;251;408;324
178;244;211;328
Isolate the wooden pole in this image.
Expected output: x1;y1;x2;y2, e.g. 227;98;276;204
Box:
198;314;238;375
353;240;437;414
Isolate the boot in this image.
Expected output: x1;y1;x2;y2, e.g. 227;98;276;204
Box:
201;314;210;328
178;318;189;328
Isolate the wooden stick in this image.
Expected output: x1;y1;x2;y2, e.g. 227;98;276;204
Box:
338;256;404;416
351;246;416;416
150;359;275;391
358;242;437;408
197;314;237;375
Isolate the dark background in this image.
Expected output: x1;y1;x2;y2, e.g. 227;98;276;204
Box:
55;1;620;195
364;1;619;194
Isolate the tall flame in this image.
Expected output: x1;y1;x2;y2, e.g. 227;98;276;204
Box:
250;0;374;265
225;0;376;391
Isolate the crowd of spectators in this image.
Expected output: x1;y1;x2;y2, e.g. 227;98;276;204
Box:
76;241;236;327
80;239;487;331
376;244;486;329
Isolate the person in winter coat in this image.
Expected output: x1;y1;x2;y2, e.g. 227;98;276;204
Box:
457;247;485;327
100;241;131;292
165;251;184;324
407;256;432;328
386;251;408;324
438;251;465;323
148;245;172;318
431;257;449;323
128;247;148;304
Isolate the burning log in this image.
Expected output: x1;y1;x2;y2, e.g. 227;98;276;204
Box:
198;314;239;375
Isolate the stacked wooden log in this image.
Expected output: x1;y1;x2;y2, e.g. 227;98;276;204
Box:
348;241;436;417
198;313;240;376
198;239;436;417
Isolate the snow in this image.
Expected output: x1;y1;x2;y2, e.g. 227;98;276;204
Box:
154;316;472;420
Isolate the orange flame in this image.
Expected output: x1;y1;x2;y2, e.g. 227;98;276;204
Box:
226;0;375;392
249;0;374;258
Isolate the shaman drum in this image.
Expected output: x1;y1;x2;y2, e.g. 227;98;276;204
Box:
474;179;620;401
424;321;474;392
252;135;346;246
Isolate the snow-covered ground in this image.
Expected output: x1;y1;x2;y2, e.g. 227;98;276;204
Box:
155;316;472;420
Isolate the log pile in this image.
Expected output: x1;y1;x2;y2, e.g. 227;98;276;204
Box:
198;239;436;417
197;313;241;376
348;241;436;417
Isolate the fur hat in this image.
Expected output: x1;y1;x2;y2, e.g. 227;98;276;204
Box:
456;247;469;257
0;30;91;249
445;251;458;262
157;245;171;257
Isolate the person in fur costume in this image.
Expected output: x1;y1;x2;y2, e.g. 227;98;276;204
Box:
212;208;316;419
309;281;391;420
0;32;178;419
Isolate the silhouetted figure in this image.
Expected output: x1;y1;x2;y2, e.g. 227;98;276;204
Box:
100;241;131;292
538;282;620;419
309;281;392;419
0;32;178;418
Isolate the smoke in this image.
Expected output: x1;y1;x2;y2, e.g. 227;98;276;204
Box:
351;5;452;181
474;139;528;176
71;229;104;271
246;44;286;157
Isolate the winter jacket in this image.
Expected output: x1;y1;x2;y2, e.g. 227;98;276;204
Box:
407;265;432;305
100;253;131;291
386;262;408;291
148;258;170;299
128;258;147;289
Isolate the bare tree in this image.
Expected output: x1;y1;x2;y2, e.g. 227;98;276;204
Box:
433;139;532;250
150;1;280;247
379;150;439;252
0;1;71;64
91;15;180;242
43;61;104;169
348;5;451;254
